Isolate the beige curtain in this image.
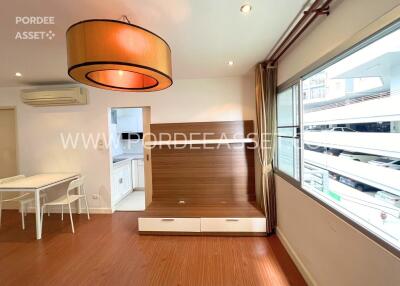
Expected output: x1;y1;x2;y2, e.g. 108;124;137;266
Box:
255;63;277;234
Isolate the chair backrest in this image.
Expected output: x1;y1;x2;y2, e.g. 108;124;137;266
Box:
0;175;25;184
67;176;85;195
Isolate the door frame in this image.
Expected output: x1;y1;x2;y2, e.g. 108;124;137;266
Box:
0;106;19;175
141;107;153;207
0;106;19;209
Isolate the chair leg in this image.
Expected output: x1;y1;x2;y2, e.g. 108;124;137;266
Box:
61;205;64;221
77;186;81;215
68;203;75;234
81;186;90;220
83;196;90;220
42;193;50;216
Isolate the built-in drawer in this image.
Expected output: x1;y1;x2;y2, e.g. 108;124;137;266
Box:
138;218;201;232
200;218;266;233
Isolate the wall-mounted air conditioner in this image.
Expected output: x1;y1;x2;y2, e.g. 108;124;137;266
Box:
21;86;88;107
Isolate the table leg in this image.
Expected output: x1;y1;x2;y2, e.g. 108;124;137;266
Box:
35;190;42;240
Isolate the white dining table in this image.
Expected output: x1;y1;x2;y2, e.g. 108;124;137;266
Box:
0;173;80;239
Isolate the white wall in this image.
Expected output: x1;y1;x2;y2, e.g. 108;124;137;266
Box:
0;75;255;212
276;175;400;286
276;0;400;285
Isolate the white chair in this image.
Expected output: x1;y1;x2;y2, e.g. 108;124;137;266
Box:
41;176;90;234
0;175;48;230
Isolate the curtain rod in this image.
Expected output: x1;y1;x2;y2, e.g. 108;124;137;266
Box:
262;0;331;67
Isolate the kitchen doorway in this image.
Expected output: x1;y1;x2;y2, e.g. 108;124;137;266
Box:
108;107;152;212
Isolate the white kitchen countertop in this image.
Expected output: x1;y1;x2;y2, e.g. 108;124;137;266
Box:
113;153;144;167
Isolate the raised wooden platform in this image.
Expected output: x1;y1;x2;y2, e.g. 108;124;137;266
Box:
141;200;265;218
138;200;266;235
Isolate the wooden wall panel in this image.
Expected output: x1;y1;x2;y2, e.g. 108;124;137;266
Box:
150;120;254;140
152;144;255;202
150;121;256;203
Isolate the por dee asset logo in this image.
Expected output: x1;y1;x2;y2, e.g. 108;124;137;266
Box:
15;16;56;40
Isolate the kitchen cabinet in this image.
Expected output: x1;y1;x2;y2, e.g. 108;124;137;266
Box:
132;159;145;189
112;157;144;206
112;160;132;205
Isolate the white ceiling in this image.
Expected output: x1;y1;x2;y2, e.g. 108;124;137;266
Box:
0;0;307;87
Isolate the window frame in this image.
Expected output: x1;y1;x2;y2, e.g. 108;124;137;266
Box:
276;84;301;181
274;19;400;259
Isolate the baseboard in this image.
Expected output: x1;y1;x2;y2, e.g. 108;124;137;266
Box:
276;227;317;286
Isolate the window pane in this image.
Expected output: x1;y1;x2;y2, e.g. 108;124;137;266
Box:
277;127;297;137
276;84;300;181
301;26;400;250
277;88;294;126
277;137;300;180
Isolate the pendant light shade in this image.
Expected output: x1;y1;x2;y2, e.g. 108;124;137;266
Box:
66;19;172;92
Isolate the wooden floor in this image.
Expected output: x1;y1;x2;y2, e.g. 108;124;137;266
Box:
0;210;306;286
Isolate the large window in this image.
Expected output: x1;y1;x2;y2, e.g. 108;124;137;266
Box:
277;22;400;252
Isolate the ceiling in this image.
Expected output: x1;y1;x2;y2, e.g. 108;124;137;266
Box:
0;0;307;87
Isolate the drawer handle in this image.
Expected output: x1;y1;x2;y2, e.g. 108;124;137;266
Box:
161;218;175;222
226;219;240;222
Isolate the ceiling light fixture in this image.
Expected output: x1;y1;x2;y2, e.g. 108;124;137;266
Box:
228;60;234;66
66;17;172;92
240;4;252;14
15;72;22;77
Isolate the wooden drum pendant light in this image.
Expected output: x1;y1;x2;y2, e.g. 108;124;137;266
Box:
66;18;172;92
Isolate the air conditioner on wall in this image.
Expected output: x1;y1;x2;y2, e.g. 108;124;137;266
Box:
20;86;88;107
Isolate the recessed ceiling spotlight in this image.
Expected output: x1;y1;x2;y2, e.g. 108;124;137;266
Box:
228;60;234;66
15;72;22;77
240;4;252;14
